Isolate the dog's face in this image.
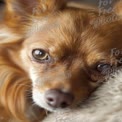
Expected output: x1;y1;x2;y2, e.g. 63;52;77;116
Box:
18;9;122;111
20;12;96;111
1;0;122;113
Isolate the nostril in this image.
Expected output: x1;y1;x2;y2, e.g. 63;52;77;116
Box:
61;102;68;108
47;98;54;102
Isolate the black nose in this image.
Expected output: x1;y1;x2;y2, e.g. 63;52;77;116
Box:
45;89;74;108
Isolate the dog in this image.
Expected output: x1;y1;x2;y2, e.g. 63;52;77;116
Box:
0;0;122;122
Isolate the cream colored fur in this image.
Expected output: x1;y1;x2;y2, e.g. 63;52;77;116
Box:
43;70;122;122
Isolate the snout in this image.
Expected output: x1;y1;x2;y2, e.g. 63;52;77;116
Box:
45;89;74;108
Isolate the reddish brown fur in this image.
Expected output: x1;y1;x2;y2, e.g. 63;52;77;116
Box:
0;0;122;122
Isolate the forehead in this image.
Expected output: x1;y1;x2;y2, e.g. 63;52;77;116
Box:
26;8;91;41
25;10;86;51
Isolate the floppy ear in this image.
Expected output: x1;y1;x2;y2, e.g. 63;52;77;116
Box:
114;0;122;17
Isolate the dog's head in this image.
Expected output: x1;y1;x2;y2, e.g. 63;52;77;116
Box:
21;16;122;112
1;0;122;113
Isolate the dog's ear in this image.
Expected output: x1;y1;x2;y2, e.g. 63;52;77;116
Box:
0;26;22;45
114;0;122;17
5;0;65;16
3;0;65;36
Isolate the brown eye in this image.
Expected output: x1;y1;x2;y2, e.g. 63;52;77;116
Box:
97;63;112;74
32;49;50;63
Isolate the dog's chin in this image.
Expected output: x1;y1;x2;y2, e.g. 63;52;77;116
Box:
32;89;63;112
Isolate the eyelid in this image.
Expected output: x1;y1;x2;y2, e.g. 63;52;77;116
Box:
32;48;49;53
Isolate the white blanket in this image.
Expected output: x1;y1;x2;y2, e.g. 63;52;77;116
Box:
43;71;122;122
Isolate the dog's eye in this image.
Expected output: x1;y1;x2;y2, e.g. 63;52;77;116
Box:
97;63;112;74
32;49;50;63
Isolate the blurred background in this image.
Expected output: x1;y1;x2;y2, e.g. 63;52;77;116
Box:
0;0;118;13
0;0;117;7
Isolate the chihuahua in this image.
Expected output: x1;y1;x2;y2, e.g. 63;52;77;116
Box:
0;0;122;122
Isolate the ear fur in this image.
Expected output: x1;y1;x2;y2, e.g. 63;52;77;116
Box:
5;0;65;15
3;0;66;35
0;25;22;44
